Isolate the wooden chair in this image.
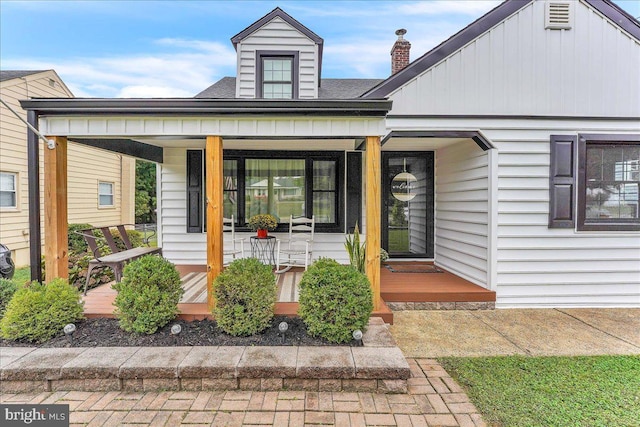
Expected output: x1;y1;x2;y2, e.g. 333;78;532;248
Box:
276;215;314;273
223;216;245;266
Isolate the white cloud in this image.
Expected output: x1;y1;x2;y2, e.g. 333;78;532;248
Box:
2;39;237;98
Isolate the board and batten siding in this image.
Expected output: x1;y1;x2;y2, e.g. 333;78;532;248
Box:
435;140;490;288
159;148;351;266
388;0;640;117
486;126;640;308
236;16;318;99
0;71;134;266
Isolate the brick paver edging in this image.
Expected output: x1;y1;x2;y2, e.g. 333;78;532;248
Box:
0;318;411;394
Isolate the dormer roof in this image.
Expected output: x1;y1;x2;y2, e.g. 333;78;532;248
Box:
230;7;324;48
230;7;325;84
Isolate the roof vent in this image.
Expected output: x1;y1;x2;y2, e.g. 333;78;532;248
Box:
545;1;573;30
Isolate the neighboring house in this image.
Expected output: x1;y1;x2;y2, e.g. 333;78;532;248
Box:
0;70;135;267
20;0;639;308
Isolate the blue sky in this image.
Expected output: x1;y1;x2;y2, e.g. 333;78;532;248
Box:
2;0;639;98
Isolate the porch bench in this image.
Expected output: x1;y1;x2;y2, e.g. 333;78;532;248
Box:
77;225;162;295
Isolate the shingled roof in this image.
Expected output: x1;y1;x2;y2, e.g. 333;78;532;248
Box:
0;70;48;82
195;77;384;99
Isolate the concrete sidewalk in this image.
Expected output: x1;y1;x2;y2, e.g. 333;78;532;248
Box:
390;308;640;358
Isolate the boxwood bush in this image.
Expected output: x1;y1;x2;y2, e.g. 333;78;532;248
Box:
0;278;19;318
298;258;373;343
213;258;276;336
113;255;183;334
0;278;84;343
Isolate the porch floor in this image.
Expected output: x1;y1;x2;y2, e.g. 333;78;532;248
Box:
81;262;493;324
380;262;496;304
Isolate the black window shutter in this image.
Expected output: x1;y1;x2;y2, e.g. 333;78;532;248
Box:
346;152;362;232
549;135;577;228
186;150;203;233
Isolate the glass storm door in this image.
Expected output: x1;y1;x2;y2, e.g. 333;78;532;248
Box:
382;152;434;258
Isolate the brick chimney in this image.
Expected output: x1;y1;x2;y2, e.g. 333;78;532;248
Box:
391;29;411;75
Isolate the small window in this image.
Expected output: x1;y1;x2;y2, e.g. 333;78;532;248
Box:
0;172;17;208
256;51;298;99
98;182;114;207
578;136;640;231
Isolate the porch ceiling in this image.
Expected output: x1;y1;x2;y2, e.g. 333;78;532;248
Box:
382;137;470;151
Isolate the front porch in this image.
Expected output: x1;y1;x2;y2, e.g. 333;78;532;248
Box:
82;264;495;324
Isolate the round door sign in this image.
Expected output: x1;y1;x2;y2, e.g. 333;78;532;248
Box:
391;171;417;201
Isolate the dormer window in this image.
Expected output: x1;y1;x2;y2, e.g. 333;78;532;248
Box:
256;51;299;99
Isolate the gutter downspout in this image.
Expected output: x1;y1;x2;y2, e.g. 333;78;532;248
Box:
27;111;43;283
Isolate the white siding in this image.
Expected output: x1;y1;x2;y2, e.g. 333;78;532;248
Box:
488;126;640;308
159;148;350;266
389;0;640;117
236;16;318;99
435;141;489;288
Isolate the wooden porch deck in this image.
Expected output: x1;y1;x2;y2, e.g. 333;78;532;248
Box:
82;263;494;324
381;262;496;303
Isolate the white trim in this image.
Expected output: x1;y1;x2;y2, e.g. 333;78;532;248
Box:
0;171;18;210
487;147;499;291
156;163;163;248
98;181;115;208
39;116;386;138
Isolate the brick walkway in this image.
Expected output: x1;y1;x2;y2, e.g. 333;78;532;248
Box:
0;358;485;426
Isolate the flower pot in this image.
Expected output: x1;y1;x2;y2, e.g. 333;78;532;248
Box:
257;228;268;238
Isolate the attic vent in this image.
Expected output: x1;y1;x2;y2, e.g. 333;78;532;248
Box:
545;1;573;30
48;78;56;87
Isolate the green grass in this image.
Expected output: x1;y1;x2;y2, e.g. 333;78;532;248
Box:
11;267;31;285
440;355;640;427
388;228;409;252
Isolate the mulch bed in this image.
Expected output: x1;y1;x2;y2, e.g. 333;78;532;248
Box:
0;316;347;348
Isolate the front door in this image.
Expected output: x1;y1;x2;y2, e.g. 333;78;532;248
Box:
382;152;434;258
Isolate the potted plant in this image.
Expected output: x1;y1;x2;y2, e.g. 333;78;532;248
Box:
248;214;278;238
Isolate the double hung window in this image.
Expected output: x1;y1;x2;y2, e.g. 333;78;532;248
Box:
98;182;114;207
256;51;298;99
0;172;17;208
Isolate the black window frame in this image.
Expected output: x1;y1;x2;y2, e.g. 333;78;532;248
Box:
577;134;640;232
256;50;299;99
189;150;344;233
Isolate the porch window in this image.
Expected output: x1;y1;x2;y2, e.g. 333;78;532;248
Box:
188;150;344;233
578;138;639;231
98;181;114;207
245;159;305;219
0;172;17;208
256;51;298;99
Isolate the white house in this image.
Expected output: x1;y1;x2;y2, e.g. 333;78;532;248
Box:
21;0;639;309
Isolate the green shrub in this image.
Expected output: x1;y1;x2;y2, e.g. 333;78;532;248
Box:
213;258;276;336
68;223;94;254
298;258;373;343
111;228;145;251
113;255;183;334
0;278;19;318
0;278;84;343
